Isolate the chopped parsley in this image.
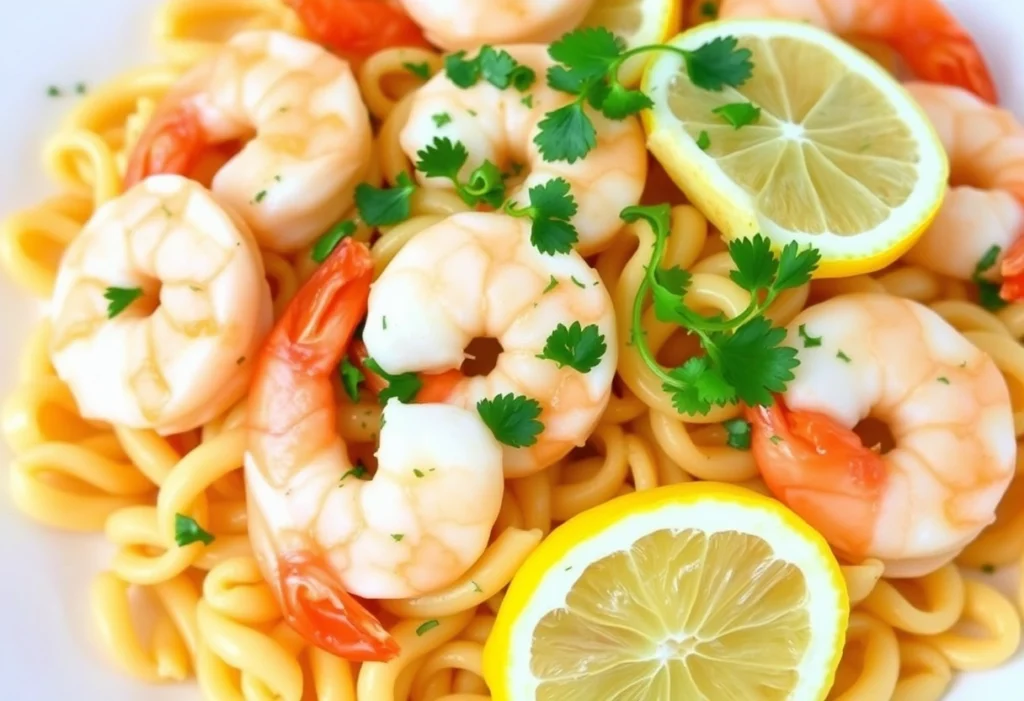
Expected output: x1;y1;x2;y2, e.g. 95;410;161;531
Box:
416;619;440;636
696;130;710;150
403;61;431;79
311;220;357;263
712;102;761;129
836;350;852;363
972;245;1007;311
355;172;416;226
339;357;364;402
722;418;751;450
174;513;214;546
536;321;607;373
431;112;452;127
364;357;422;404
797;324;822;348
104;286;143;319
477;393;543;447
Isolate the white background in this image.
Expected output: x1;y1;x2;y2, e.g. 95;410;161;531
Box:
0;1;1021;699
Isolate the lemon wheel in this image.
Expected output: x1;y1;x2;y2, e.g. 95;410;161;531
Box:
642;19;949;277
483;482;849;700
580;0;682;86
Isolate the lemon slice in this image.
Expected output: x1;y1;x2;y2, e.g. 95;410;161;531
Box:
580;0;682;86
642;20;948;278
483;482;848;701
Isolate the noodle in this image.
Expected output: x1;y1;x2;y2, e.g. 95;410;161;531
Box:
2;1;1024;699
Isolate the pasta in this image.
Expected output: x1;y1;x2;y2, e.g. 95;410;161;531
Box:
3;0;1024;699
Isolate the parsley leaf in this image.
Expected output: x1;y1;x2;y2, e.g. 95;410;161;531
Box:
621;203;818;415
505;178;579;254
713;101;761;129
339;357;364;402
600;82;654;119
723;418;751;450
444;46;535;91
973;245;1008;311
696;130;711;150
432;112;452;127
340;464;369;482
414;137;506;208
364;358;422;404
105;286;143;318
403;61;431;79
477;393;543;447
174;513;214;546
537;322;607;373
534;102;596;163
797;324;822;348
416;619;440;636
355;172;416;226
684;36;754;92
312;220;357;263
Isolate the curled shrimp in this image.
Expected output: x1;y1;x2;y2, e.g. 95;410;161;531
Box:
395;0;595;50
359;211;618;477
244;238;504;661
400;45;647;256
747;294;1015;577
125;30;372;252
718;0;998;102
49;175;272;435
282;0;430;57
901;82;1024;301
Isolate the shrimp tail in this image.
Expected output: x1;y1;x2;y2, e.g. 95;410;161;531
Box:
123;103;207;189
999;229;1024;302
350;339;463;403
283;0;429;57
894;0;998;103
746;398;886;559
278;550;400;661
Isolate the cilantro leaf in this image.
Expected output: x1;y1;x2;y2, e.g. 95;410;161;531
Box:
723;418;751;450
403;61;431;79
415;136;468;179
600;83;654;119
728;235;777;291
464;160;506;208
548;28;624;85
656;266;691;296
444;51;480;87
105;286;143;318
537;322;607;373
476;393;544;448
797;324;822;348
355;172;416;226
775;241;822;290
479;46;536;91
696;130;711;150
364;358;422;404
312;220;356;263
973;245;1008;311
684;36;754;91
174;513;214;547
664;357;711;415
339;357;364;402
712;101;761;129
505;178;579;254
715;317;799;406
534;102;596;163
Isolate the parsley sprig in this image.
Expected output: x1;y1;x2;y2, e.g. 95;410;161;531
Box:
415;137;506;208
534;29;753;162
621;204;819;415
973;245;1007;311
477;393;543;447
445;46;536;91
311;173;418;262
504;178;579;254
174;513;214;547
364;358;422;404
537;321;606;373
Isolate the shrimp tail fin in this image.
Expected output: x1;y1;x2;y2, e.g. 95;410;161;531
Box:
278;550;400;662
274;239;373;375
999;230;1024;302
123;104;207;189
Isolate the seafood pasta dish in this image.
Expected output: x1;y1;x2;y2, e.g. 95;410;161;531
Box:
5;0;1024;698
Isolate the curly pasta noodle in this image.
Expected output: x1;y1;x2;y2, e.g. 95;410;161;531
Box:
3;1;1024;700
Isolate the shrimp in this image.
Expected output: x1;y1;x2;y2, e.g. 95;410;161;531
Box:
360;212;618;477
901;82;1024;300
283;0;430;57
395;0;594;51
125;30;373;253
49;175;272;435
746;294;1015;577
399;45;647;256
717;0;999;102
244;237;504;661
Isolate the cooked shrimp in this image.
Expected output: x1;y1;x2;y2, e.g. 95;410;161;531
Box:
399;45;647;255
360;212;618;477
746;294;1015;578
901;82;1024;299
244;237;504;661
283;0;430;57
49;175;272;435
718;0;998;102
396;0;593;51
125;30;372;252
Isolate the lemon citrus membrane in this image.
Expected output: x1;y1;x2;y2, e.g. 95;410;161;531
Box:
643;19;949;277
484;482;849;701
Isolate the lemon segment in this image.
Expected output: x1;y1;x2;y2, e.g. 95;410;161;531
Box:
580;0;682;86
483;482;849;701
642;20;948;278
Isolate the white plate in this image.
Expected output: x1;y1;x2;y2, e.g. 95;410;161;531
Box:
0;1;1021;699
